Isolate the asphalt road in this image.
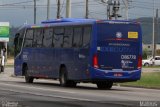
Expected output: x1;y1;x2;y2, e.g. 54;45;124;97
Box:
0;68;160;107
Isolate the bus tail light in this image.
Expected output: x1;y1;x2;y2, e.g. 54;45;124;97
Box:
137;55;142;69
93;54;99;68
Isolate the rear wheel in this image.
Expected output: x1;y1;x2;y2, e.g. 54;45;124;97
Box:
59;67;67;86
59;67;76;87
96;81;113;90
1;66;4;72
67;81;77;87
24;66;34;83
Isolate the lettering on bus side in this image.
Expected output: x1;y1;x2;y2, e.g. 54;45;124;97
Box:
121;55;136;60
121;60;134;69
22;52;29;61
98;47;137;53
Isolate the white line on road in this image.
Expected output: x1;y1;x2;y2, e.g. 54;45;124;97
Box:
0;82;76;94
0;82;97;101
0;88;96;101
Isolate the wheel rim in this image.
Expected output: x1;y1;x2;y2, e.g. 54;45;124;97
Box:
61;73;65;85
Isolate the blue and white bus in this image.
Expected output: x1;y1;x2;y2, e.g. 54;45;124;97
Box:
14;18;142;89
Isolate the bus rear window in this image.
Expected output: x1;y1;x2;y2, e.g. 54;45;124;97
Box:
97;23;140;41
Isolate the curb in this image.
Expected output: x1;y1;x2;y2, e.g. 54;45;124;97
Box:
120;84;160;90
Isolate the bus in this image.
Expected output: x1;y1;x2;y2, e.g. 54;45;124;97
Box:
14;18;142;89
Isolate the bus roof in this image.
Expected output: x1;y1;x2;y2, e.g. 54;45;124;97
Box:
24;18;140;29
41;18;96;24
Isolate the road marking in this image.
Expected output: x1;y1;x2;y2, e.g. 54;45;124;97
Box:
0;87;96;101
0;82;76;94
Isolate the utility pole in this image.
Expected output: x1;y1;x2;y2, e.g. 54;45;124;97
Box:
152;9;159;65
47;0;50;20
157;9;159;46
126;0;128;20
34;0;36;24
111;0;121;20
66;0;71;18
57;0;61;19
101;0;111;20
107;5;111;20
85;0;89;19
122;0;129;20
155;9;159;55
152;0;155;65
102;0;121;20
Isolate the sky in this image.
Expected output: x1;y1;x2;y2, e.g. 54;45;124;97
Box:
0;0;159;27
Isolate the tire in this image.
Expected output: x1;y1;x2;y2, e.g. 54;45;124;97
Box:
144;63;149;67
24;66;34;83
96;81;113;90
1;66;4;72
59;67;77;87
59;67;68;87
67;81;77;87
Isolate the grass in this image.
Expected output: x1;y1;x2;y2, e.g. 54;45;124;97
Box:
121;72;160;89
142;66;160;68
5;64;14;67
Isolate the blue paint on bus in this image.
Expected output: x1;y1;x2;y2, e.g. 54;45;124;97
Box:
14;18;142;89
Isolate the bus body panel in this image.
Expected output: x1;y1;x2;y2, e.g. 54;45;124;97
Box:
17;48;90;80
89;22;142;81
14;55;23;76
14;19;142;83
90;67;141;82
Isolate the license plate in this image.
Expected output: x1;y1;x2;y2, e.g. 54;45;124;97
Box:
114;73;123;77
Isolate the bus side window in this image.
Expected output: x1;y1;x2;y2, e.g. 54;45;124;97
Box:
63;27;73;48
14;29;25;56
33;29;43;48
83;26;91;48
73;27;83;48
14;34;20;57
53;28;64;48
43;28;53;47
24;29;33;48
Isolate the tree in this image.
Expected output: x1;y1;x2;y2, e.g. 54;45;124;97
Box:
142;49;148;59
156;49;160;56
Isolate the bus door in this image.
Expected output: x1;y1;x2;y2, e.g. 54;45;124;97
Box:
96;22;141;72
14;30;24;76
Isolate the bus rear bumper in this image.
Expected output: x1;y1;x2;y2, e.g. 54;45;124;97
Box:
90;67;141;82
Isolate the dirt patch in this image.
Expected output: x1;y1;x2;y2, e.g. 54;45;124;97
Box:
6;58;14;65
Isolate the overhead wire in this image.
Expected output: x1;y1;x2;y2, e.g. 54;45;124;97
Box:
0;0;158;19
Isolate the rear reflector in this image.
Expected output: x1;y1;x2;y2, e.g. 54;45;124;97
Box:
93;54;99;68
138;55;142;69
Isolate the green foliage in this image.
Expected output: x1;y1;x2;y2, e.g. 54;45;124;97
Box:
7;26;18;58
142;49;148;59
7;45;14;57
156;49;160;56
121;72;160;89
